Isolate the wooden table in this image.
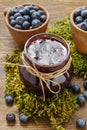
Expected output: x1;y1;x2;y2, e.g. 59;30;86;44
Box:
0;0;87;130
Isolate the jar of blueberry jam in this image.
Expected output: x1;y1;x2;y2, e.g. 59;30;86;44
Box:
19;33;73;96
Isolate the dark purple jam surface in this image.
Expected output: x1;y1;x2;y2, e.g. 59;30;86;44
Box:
28;39;67;65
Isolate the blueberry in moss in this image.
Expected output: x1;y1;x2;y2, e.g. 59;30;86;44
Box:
19;113;29;123
77;94;86;106
5;95;14;105
83;80;87;90
6;113;16;123
76;118;86;128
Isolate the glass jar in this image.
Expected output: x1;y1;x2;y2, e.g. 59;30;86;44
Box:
19;33;73;97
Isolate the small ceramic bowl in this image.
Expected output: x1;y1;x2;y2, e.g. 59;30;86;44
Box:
70;7;87;54
4;3;50;49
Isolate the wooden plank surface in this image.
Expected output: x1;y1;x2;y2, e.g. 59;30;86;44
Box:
0;0;87;130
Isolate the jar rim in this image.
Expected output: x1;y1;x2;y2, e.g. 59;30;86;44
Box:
24;33;70;70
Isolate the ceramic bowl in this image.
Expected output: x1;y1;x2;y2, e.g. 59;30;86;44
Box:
4;3;50;49
70;7;87;54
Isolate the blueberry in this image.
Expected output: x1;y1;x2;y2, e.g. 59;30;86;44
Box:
9;16;14;20
74;9;81;18
77;94;86;106
25;5;34;10
19;113;29;123
33;6;39;11
16;16;24;25
14;12;21;19
38;10;46;15
32;19;42;28
16;6;24;11
10;20;17;27
83;91;87;100
84;18;87;23
5;95;14;105
77;22;87;31
22;21;30;29
76;118;86;128
40;15;46;22
10;8;18;16
22;9;29;15
83;80;87;90
72;84;81;94
31;11;41;19
14;24;22;29
23;15;30;21
6;113;16;123
29;9;36;15
74;16;83;24
81;9;87;18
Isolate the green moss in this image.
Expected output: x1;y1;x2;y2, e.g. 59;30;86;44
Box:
4;48;78;130
5;16;87;129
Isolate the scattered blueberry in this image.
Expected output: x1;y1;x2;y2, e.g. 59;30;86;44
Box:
83;91;87;100
83;80;87;90
19;113;29;123
5;95;14;105
77;94;86;106
76;118;86;128
6;113;16;123
72;84;81;94
9;5;46;30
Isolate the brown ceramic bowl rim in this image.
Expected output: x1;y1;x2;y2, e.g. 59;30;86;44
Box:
70;6;87;34
24;33;70;69
4;3;50;32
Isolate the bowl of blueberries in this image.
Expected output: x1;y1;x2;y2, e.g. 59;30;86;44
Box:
70;7;87;54
4;3;50;49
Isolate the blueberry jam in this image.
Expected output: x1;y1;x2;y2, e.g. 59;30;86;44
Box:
28;39;67;65
19;34;72;96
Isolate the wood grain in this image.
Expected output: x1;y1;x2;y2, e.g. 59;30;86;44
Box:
0;0;87;129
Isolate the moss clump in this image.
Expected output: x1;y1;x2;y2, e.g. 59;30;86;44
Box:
4;48;78;130
48;17;87;79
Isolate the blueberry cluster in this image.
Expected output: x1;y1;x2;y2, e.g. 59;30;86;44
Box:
67;80;87;128
74;7;87;31
9;5;47;30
